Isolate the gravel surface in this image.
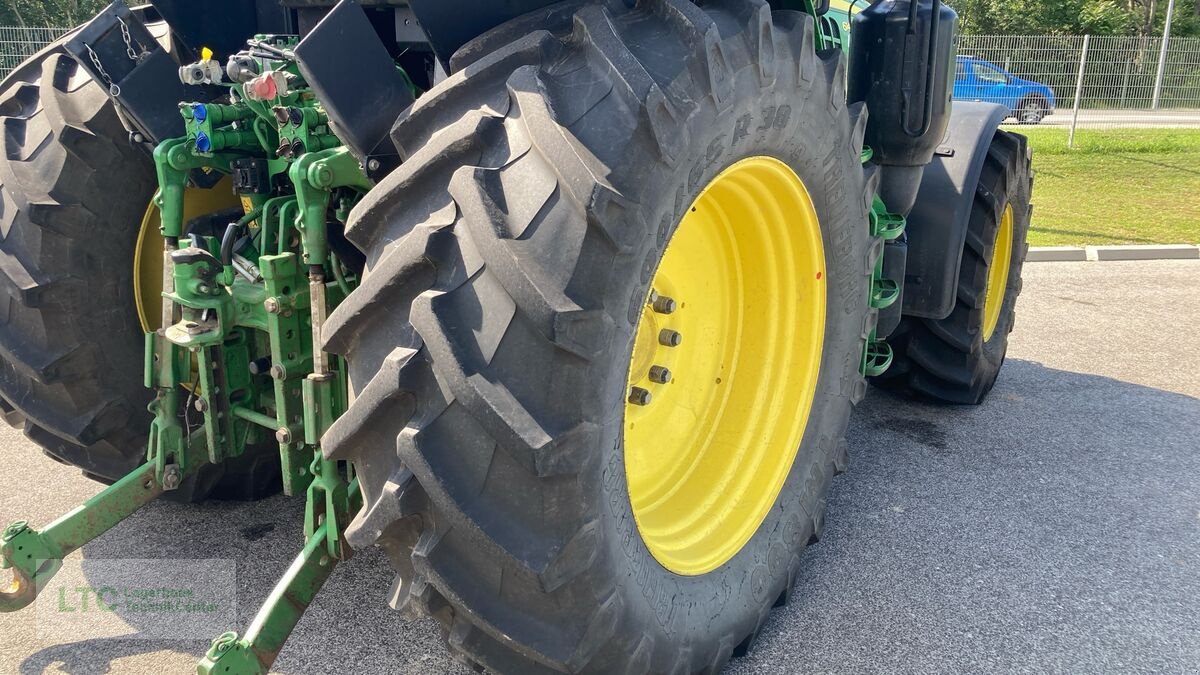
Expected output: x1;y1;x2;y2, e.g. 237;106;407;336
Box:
2;260;1197;674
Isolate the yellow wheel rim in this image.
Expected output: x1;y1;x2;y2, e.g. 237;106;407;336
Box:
982;203;1014;343
623;157;826;576
134;179;239;332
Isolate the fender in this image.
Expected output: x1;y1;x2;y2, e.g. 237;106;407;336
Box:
901;101;1008;320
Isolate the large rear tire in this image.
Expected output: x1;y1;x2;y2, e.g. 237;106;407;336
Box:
0;45;277;500
324;1;879;671
872;129;1031;404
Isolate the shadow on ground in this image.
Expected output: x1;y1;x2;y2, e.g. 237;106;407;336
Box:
23;359;1199;674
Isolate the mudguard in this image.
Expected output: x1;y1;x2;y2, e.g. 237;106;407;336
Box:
901;101;1009;320
408;0;563;69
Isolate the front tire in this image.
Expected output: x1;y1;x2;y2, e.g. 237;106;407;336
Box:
872;129;1032;404
325;1;879;672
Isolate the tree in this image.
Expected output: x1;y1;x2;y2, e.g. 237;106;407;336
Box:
0;0;107;28
953;0;1197;36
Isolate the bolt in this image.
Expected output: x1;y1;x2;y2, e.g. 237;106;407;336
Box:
269;364;287;380
366;158;381;172
248;357;272;376
652;295;677;314
3;521;29;540
648;365;672;384
276;428;292;444
197;284;211;295
162;466;181;491
264;297;281;314
659;329;682;347
194;398;208;413
311;163;334;186
628;386;652;406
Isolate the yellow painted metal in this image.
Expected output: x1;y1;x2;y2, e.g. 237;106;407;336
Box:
134;179;239;331
982;203;1014;342
623;157;827;576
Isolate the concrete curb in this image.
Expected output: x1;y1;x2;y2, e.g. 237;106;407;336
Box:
1027;244;1200;262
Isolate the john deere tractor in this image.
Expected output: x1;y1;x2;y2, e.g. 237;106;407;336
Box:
0;0;1030;671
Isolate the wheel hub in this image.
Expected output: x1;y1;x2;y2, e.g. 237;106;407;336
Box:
623;157;826;576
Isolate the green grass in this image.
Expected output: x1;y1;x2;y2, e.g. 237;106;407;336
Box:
1009;127;1200;246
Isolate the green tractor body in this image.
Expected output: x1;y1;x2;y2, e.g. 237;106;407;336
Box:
0;1;1031;672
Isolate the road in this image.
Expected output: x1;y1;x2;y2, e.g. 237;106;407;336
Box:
1013;108;1200;128
2;259;1198;674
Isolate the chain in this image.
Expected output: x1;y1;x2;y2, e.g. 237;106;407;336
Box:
82;18;146;98
117;17;144;62
83;43;120;97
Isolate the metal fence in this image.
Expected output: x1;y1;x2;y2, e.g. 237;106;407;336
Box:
960;34;1200;111
0;26;69;78
959;34;1200;143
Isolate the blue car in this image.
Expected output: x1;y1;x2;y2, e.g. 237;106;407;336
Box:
954;55;1056;124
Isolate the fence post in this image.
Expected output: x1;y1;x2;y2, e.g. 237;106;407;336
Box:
1119;58;1132;107
1151;0;1177;110
1068;34;1090;150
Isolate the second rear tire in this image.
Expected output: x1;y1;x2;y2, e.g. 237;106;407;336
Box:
0;45;277;500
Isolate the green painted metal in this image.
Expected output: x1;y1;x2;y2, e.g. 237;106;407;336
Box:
195;508;355;675
862;194;906;378
145;36;372;668
0;439;207;612
1;32;377;666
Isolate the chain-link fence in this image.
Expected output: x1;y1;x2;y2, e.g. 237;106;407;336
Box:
958;34;1200;143
0;27;70;78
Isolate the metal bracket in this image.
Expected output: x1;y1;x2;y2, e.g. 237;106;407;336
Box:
63;1;218;144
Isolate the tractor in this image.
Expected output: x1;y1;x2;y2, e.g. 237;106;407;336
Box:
0;0;1030;672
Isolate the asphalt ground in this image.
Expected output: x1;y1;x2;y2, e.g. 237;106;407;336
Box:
2;259;1198;674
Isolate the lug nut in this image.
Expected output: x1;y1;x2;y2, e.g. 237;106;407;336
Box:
628;386;652;406
276;428;292;444
648;365;671;384
652;295;677;314
658;329;682;347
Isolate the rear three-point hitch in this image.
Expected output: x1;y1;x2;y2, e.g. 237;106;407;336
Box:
1;37;372;674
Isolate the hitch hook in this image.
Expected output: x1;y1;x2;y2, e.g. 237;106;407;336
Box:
0;521;61;612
